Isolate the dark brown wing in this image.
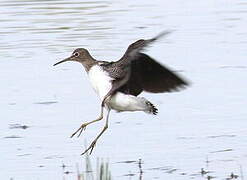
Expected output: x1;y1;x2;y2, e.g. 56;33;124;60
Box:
101;31;173;100
102;31;172;80
121;31;172;60
119;53;189;96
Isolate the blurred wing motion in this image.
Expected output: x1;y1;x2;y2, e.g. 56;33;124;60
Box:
100;31;174;102
123;31;172;60
119;53;189;96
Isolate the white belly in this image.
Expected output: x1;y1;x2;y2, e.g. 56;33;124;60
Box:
109;92;150;113
88;65;153;114
88;65;113;101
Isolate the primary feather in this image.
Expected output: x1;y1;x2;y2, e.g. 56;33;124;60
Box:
119;53;188;96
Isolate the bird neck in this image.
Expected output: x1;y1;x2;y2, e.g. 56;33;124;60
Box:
81;54;97;72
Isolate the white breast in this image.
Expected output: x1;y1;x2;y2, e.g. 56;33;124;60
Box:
88;65;113;101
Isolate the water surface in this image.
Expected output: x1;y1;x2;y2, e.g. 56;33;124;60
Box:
1;0;247;179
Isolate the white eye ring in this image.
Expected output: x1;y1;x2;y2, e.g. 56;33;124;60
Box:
74;52;80;57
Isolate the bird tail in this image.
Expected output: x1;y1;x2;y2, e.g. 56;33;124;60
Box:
145;100;158;115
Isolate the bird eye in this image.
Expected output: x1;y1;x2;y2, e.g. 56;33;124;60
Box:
74;52;80;57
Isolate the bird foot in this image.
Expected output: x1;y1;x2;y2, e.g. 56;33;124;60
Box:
70;123;88;138
81;139;97;155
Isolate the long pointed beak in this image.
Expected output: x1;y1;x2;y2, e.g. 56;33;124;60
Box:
53;57;71;66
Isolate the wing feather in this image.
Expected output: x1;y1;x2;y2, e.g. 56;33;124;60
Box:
119;53;189;96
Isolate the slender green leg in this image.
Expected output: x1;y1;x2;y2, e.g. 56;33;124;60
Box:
81;108;111;155
70;106;104;138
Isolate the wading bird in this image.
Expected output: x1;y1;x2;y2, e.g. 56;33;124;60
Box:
54;31;189;155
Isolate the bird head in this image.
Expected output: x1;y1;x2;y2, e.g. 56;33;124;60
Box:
53;48;92;66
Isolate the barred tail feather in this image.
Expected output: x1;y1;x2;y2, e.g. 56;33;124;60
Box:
145;101;158;115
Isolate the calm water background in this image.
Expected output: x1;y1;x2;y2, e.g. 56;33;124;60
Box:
1;0;247;179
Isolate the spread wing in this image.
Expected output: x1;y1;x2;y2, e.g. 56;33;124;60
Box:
99;31;187;104
119;53;189;96
99;31;172;103
122;31;172;60
102;30;172;80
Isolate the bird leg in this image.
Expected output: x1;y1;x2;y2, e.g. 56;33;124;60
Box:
70;106;104;138
101;91;113;107
101;81;124;106
81;108;110;155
